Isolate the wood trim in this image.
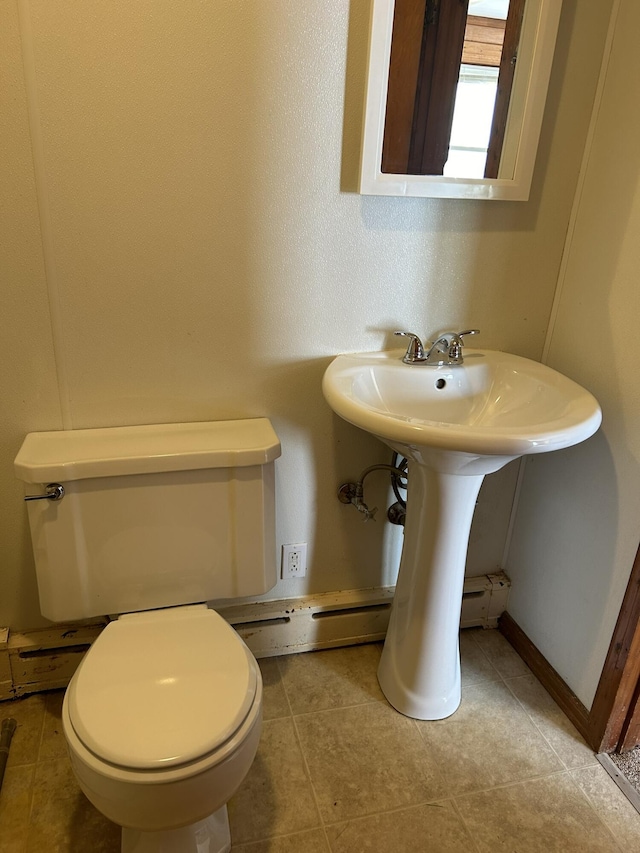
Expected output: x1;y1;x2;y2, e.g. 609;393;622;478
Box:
485;0;525;178
619;675;640;752
382;0;427;173
500;543;640;754
410;0;470;175
590;543;640;752
462;15;506;68
499;612;594;747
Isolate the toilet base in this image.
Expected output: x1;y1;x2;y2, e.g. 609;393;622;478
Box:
121;805;231;853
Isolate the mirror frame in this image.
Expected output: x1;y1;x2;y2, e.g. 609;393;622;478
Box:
359;0;563;200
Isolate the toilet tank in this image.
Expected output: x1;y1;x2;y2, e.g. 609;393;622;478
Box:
14;419;281;622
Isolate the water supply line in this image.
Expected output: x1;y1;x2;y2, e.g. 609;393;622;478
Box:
0;717;17;796
388;452;408;524
337;454;408;523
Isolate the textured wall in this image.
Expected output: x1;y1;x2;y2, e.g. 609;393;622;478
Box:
507;0;640;709
0;0;610;630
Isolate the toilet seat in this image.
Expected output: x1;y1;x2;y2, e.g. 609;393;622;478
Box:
66;605;258;770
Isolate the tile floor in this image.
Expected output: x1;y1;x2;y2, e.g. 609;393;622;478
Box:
1;628;640;852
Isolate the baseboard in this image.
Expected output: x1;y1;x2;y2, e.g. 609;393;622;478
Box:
0;628;12;701
0;573;510;700
219;572;510;659
0;621;106;700
498;611;596;750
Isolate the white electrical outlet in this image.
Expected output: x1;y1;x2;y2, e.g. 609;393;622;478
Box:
281;543;307;579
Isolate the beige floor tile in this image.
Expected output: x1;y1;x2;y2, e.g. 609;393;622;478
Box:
459;630;501;687
325;801;478;853
27;757;120;852
37;690;68;763
277;644;384;715
0;764;35;853
294;701;447;824
258;658;291;721
4;643;629;853
506;674;597;769
416;680;563;794
228;718;321;845
571;763;640;851
2;694;46;768
232;828;330;852
471;628;530;678
455;772;622;852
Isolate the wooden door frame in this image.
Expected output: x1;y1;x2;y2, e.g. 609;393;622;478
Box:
484;0;525;178
499;542;640;754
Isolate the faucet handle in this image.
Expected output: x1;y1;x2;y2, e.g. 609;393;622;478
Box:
448;329;480;362
457;329;480;342
394;331;425;363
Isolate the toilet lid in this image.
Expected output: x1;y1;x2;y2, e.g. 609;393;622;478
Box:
66;606;257;770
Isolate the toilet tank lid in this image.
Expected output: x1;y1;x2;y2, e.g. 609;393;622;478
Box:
14;418;281;483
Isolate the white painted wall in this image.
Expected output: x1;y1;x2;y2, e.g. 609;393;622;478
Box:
1;0;611;631
506;0;640;709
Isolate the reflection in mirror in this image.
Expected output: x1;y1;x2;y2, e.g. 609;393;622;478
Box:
360;0;562;200
383;0;524;179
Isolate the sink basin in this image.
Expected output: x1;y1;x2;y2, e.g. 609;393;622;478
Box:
322;348;602;459
323;348;602;721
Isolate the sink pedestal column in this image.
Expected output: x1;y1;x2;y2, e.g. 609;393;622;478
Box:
378;462;484;720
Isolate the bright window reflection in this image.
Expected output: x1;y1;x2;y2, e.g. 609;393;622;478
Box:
444;64;499;179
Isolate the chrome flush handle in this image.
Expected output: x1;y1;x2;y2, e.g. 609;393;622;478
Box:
24;483;65;502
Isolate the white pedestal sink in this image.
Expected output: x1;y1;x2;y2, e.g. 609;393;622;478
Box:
322;348;602;720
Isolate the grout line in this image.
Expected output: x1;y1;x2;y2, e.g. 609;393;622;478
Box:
449;797;483;853
14;762;36;825
290;697;386;719
564;765;628;852
274;658;328;839
504;682;582;772
274;649;385;718
465;628;506;683
233;827;333;850
34;695;48;764
320;795;459;828
17;0;73;429
453;768;626;853
452;766;572;802
501;675;599;773
24;697;50;826
496;661;601;775
9;649;626;850
276;654;455;836
289;715;331;845
468;639;522;688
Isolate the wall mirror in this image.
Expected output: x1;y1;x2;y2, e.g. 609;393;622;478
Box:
359;0;562;200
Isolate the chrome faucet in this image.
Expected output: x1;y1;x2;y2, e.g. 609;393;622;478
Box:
394;329;479;366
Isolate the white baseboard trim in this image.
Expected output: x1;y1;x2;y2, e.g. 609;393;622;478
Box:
0;572;510;698
0;621;106;700
218;572;510;659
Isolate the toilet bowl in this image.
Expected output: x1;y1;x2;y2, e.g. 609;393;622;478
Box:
63;605;262;852
14;419;282;852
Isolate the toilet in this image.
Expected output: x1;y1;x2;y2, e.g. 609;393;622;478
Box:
14;419;281;853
